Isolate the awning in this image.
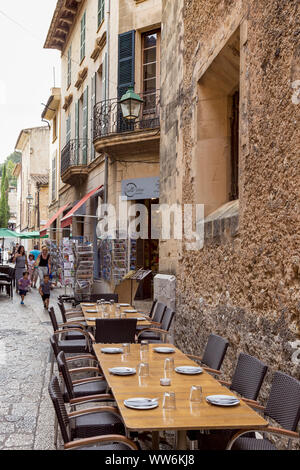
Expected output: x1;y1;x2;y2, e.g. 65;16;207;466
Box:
40;203;70;237
17;231;49;239
61;185;103;229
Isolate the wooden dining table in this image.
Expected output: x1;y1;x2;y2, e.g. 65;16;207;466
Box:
93;343;268;449
80;302;153;328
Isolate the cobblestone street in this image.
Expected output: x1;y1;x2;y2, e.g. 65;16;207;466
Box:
0;286;64;450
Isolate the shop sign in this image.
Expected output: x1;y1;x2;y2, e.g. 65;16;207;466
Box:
121;177;160;200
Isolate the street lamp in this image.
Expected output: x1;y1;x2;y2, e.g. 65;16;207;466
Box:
119;87;143;120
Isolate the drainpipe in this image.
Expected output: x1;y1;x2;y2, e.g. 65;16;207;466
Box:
104;155;108;204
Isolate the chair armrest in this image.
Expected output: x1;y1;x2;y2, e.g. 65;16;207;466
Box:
68;406;120;419
202;366;221;375
65;354;97;363
69;366;102;376
218;379;231;387
64;435;139;450
137;327;168;338
69;394;114;405
72;377;105;385
89;332;96;343
226;426;299;450
65;310;83;316
241;398;265;410
59;321;84;330
186;353;203;362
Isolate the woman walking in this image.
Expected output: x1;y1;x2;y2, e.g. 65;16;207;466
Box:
36;245;51;287
13;245;28;294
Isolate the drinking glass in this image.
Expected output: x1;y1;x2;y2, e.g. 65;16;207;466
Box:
162;391;176;409
189;385;202;403
121;311;126;319
140;340;149;361
109;299;115;314
138;362;149;377
115;305;121;318
122;343;130;356
164;357;174;379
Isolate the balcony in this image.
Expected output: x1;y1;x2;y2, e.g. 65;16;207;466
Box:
61;139;89;185
93;90;160;157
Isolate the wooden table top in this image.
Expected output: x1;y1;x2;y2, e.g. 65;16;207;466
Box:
93;343;268;433
80;303;152;327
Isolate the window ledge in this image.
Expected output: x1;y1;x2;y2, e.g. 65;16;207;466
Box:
204;199;239;245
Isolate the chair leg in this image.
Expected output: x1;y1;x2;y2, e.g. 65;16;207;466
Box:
49;349;54;379
54;415;58;449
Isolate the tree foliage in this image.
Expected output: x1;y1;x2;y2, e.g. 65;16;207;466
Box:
0;164;10;228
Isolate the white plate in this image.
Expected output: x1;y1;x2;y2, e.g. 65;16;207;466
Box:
82;303;96;306
154;347;175;354
206;395;240;406
86;317;97;321
175;366;203;375
137;317;147;321
109;367;136;376
101;347;124;354
86;309;97;313
124;398;158;410
124;309;137;313
119;303;130;307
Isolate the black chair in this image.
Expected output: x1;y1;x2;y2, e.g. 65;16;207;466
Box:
89;293;119;303
57;302;86;327
57;351;108;401
49;335;99;379
49;307;86;341
137;307;175;343
0;272;13;299
49;376;136;450
186;333;229;375
93;318;137;344
227;371;300;450
192;353;268;450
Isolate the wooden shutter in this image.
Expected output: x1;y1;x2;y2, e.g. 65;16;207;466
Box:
82;86;88;164
118;30;135;132
75;100;79;163
52;153;56;201
80;12;86;62
66;115;71;143
91;74;96;160
98;0;105;28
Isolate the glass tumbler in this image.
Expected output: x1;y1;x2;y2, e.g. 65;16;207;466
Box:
163;391;176;409
138;362;149;377
164;357;174;379
140;340;149;361
189;385;202;403
122;343;130;356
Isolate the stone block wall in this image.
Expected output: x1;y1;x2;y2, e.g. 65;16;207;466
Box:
161;0;300;446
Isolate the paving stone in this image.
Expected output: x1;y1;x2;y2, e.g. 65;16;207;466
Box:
4;433;34;448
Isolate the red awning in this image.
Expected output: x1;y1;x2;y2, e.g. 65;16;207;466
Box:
40;203;70;237
60;185;103;229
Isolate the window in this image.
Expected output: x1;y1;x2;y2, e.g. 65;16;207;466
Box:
52;152;57;201
142;30;160;111
67;45;72;87
66;114;71;144
80;12;86;63
98;0;105;28
52;115;57;142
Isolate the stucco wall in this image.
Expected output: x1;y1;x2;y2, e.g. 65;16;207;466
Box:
160;0;300;443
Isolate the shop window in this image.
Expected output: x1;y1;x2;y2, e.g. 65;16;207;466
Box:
195;28;240;216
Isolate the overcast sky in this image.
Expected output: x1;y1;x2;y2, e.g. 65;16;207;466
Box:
0;0;61;162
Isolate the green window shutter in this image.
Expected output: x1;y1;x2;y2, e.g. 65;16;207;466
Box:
80;12;86;62
75;100;79;163
82;86;88;164
91;74;96;160
66;115;71;143
52;154;56;201
67;45;72;87
98;0;105;28
118;30;135;99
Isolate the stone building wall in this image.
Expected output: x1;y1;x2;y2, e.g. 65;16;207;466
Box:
160;0;300;445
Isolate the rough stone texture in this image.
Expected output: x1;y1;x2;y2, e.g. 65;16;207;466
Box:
161;0;300;448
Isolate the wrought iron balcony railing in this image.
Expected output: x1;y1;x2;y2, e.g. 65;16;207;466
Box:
61;138;89;176
93;89;160;140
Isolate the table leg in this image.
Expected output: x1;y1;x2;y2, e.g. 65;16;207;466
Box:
176;430;187;450
152;431;160;449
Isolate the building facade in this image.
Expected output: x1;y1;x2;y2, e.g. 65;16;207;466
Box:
44;0;162;295
14;127;50;250
160;0;300;417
